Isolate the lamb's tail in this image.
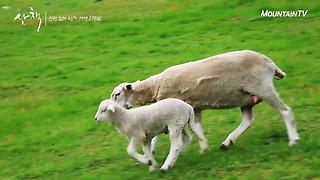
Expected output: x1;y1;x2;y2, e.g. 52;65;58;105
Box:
187;109;196;132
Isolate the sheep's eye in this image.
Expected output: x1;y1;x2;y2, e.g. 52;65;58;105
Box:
115;93;120;97
101;109;106;113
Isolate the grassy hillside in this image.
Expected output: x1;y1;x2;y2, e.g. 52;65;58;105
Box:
1;0;319;179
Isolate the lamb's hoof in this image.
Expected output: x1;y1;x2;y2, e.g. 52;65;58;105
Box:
149;166;156;172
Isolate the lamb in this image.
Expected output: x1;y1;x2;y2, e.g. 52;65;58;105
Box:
110;50;299;152
94;98;205;172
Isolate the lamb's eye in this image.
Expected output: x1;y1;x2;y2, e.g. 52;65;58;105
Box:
115;93;120;97
101;109;106;113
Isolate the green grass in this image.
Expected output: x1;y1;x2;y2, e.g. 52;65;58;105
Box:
1;0;320;179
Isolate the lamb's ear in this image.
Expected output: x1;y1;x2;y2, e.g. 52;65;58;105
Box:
107;104;115;112
124;84;132;91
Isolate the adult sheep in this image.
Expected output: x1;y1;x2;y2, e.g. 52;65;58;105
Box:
110;50;299;151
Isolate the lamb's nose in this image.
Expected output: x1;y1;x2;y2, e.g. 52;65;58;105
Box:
95;117;97;121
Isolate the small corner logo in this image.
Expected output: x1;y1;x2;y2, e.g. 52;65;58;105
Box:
260;10;308;18
13;6;46;32
13;6;102;32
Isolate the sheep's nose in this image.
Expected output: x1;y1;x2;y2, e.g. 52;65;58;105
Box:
95;117;97;121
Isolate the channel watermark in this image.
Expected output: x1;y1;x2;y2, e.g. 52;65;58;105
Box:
260;10;308;18
13;6;102;32
13;6;45;32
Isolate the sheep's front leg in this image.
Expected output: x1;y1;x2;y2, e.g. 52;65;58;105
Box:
143;140;158;172
160;130;183;172
127;138;148;164
220;106;254;149
194;111;209;153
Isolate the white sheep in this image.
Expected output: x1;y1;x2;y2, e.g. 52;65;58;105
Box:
94;98;206;172
110;50;299;151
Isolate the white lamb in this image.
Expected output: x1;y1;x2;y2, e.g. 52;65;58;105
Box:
94;98;206;172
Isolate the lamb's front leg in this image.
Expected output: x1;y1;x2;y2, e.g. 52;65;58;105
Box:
127;138;148;164
143;140;158;172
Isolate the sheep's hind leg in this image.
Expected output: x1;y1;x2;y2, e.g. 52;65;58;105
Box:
220;106;254;149
181;128;192;151
127;138;148;164
160;129;183;172
254;85;300;146
143;140;157;172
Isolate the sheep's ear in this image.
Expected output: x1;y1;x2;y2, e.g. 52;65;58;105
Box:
107;104;115;112
124;84;132;91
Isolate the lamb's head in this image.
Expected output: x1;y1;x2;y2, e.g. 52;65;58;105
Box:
110;82;136;109
95;99;116;122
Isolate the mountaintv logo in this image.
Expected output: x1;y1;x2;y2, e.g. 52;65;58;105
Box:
261;10;308;18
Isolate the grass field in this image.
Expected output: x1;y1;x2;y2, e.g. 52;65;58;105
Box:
1;0;320;179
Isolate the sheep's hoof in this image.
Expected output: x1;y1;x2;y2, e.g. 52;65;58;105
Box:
219;144;229;150
160;166;170;173
199;147;209;154
289;138;300;146
220;140;233;150
160;169;167;173
199;142;209;154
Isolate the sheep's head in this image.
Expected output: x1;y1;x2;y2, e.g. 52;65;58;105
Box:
94;99;116;122
110;82;136;109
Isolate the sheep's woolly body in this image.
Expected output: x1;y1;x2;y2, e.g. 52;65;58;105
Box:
129;50;285;110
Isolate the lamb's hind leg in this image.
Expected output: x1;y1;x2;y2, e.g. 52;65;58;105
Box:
220;106;254;149
255;85;299;145
160;128;183;172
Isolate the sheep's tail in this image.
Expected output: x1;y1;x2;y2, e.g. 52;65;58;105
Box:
275;67;286;79
261;53;286;79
